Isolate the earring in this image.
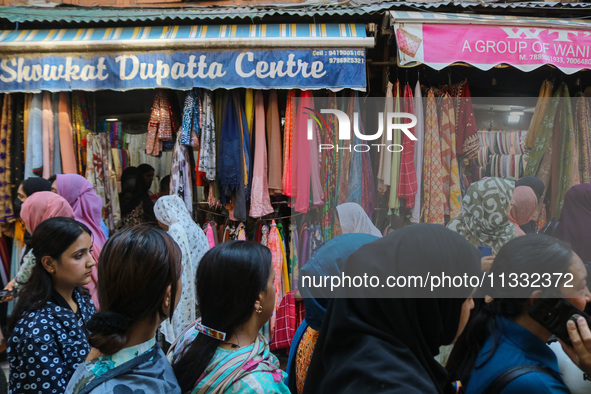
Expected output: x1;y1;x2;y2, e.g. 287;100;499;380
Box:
256;305;263;314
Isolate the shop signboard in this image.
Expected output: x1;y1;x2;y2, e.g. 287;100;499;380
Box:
0;48;366;92
395;22;591;74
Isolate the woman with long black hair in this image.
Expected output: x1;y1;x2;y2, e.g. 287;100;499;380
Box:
7;217;96;393
446;235;591;393
171;241;290;393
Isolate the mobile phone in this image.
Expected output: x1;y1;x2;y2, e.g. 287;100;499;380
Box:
528;296;591;346
478;245;492;258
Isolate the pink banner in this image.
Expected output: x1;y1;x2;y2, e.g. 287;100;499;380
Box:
395;22;591;74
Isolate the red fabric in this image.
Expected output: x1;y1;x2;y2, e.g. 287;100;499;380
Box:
270;291;296;351
397;84;418;207
296;298;305;329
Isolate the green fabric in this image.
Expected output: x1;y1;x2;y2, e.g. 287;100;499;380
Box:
553;83;575;218
524;88;561;177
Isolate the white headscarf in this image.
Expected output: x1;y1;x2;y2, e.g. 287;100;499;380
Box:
154;195;210;343
336;202;382;238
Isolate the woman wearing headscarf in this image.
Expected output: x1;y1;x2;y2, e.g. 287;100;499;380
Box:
55;174;106;306
447;177;516;255
302;224;481;393
8;192;75;290
515;176;545;233
335;202;382;238
13;177;52;219
286;233;379;393
507;186;538;237
154;195;209;344
555;183;591;264
119;166;156;227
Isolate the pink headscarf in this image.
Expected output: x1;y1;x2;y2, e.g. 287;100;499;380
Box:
21;192;74;233
21;192;100;307
56;174;107;251
507;186;538;237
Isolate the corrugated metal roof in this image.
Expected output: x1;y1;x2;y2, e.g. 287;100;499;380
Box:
0;3;392;24
1;1;589;25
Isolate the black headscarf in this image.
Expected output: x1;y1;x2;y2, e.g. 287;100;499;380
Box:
14;177;52;220
302;224;481;394
515;176;545;233
137;163;155;190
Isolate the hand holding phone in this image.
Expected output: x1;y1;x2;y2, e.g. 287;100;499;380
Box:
562;315;591;377
528;296;591;346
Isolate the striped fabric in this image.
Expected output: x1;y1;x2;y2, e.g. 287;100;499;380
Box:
0;23;366;45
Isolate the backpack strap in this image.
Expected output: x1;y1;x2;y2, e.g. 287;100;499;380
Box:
483;364;561;394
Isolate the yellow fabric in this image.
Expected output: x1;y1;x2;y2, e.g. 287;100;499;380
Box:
245;88;254;134
278;229;290;293
525;80;553;150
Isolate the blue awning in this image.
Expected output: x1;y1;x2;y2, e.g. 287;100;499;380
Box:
0;23;372;92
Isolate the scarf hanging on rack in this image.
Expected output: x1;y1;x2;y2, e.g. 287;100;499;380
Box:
51;94;61;175
438;92;451;216
283;90;296;198
59;92;77;174
575;93;591;184
294;91;312;213
388;81;402;213
378;82;394;194
42;92;53;179
360;112;376;219
245;88;254;137
0;94;13;224
411;81;425;223
422;88;446;224
452;81;479;158
233;91;250;222
309;93;325;208
525;80;553;151
338;99;352;206
397;84;418;208
268;220;286;338
551;84;576;218
25;93;43;178
199;90;216;181
218;92;241;206
322;93;339;242
289;224;300;291
347;93;364;207
180;89;200;147
250;91;274;218
72;92;91;175
146;91;173;156
267;91;283;195
171;128;193;216
10;95;25;205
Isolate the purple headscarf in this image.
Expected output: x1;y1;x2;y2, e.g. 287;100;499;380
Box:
555;183;591;263
56;174;107;252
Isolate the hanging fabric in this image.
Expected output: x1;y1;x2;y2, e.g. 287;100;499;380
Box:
397;84;418;208
422;88;446;224
59;92;77;174
179;88;200;147
452;81;479;158
268;220;286;338
377;82;394;194
10;94;25;206
170;129;193;216
42;92;53;179
250;91;274;218
198;90;216;181
25;93;43;178
233;91;251;222
388;82;402;213
0;94;14;224
321;93;339;242
525;81;553;152
72;92;91;175
411;81;425;223
309;93;325;208
294;91;313;213
282;90;296;198
575;93;591;184
551;84;576;218
51;93;62;175
267;90;283;195
146;91;173;156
